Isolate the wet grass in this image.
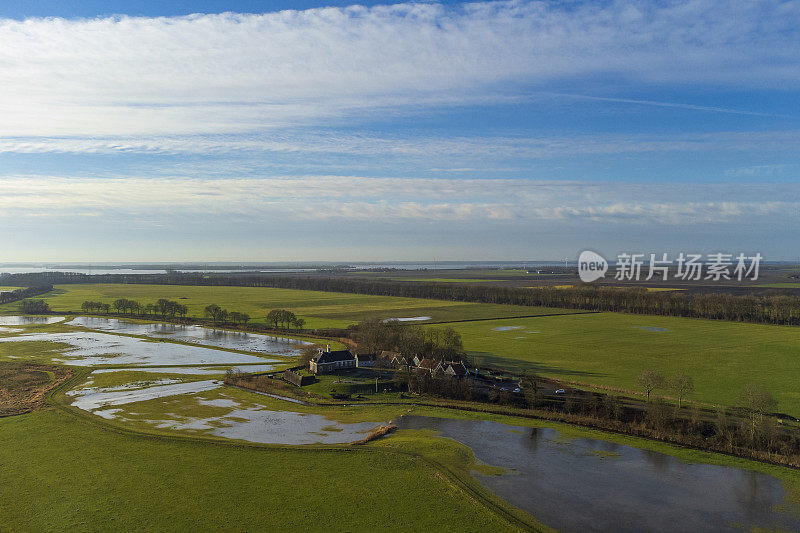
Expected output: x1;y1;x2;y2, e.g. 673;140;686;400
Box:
435;313;800;415
0;340;75;365
10;283;580;328
0;410;527;531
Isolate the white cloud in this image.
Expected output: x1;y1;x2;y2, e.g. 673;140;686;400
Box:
0;0;797;136
1;129;798;159
0;175;797;226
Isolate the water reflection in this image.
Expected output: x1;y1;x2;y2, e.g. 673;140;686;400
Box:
0;331;277;367
0;316;65;325
67;317;310;356
394;415;800;532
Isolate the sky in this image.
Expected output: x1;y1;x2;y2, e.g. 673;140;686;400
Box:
1;0;798;262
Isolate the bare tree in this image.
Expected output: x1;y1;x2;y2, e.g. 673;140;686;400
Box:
739;383;778;444
670;373;694;408
636;370;665;402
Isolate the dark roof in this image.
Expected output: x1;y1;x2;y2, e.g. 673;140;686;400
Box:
445;363;468;377
313;350;355;364
356;353;376;361
380;350;400;359
417;358;440;371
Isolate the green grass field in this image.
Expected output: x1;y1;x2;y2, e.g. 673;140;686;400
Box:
2;283;580;328
757;283;800;288
390;278;505;283
0;409;527;532
437;313;800;414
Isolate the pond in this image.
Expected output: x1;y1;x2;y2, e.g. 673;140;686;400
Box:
66;317;311;356
0;331;279;367
394;415;800;532
0;316;65;325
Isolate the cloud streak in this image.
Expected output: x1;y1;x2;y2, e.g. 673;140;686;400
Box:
1;176;797;227
0;0;798;136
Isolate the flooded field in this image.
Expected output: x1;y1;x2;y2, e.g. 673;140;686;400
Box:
0;331;278;367
67;379;221;411
394;416;800;532
0;316;65;325
67;317;311;356
93;364;279;375
382;316;431;322
68;376;380;444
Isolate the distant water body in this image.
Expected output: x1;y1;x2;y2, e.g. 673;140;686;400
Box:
0;261;562;275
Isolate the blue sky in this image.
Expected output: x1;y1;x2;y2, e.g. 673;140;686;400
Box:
1;0;798;261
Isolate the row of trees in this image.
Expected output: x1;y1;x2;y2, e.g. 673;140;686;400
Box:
19;299;51;314
80;298;189;318
202;304;250;325
0;285;54;305
5;272;800;325
266;309;305;330
632;370;784;452
79;299;304;331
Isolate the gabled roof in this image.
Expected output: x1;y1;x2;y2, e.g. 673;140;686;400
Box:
416;358;440;371
444;363;468;377
313;350;355;364
356;353;376;361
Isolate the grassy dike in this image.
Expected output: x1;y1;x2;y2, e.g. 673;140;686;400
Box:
0;370;546;532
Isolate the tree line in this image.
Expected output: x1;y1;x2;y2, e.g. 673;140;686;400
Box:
0;285;53;305
79;299;310;332
5;271;800;325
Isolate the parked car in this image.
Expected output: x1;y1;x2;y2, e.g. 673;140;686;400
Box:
555;388;566;394
513;387;521;393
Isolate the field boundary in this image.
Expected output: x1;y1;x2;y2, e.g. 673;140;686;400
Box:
424;310;599;324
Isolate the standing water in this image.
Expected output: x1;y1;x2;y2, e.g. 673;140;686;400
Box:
394;416;800;532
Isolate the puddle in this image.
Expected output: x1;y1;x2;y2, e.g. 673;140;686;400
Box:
637;326;670;332
394;415;800;532
0;316;65;325
0;331;278;366
492;326;524;331
66;317;311;356
382;316;431;322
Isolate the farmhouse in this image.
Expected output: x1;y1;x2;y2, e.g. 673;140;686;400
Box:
309;346;356;374
443;361;469;378
416;358;442;375
355;353;376;368
416;358;470;378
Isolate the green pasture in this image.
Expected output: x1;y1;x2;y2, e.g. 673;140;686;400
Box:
0;410;525;532
3;283;580;328
437;313;800;414
390;278;505;283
